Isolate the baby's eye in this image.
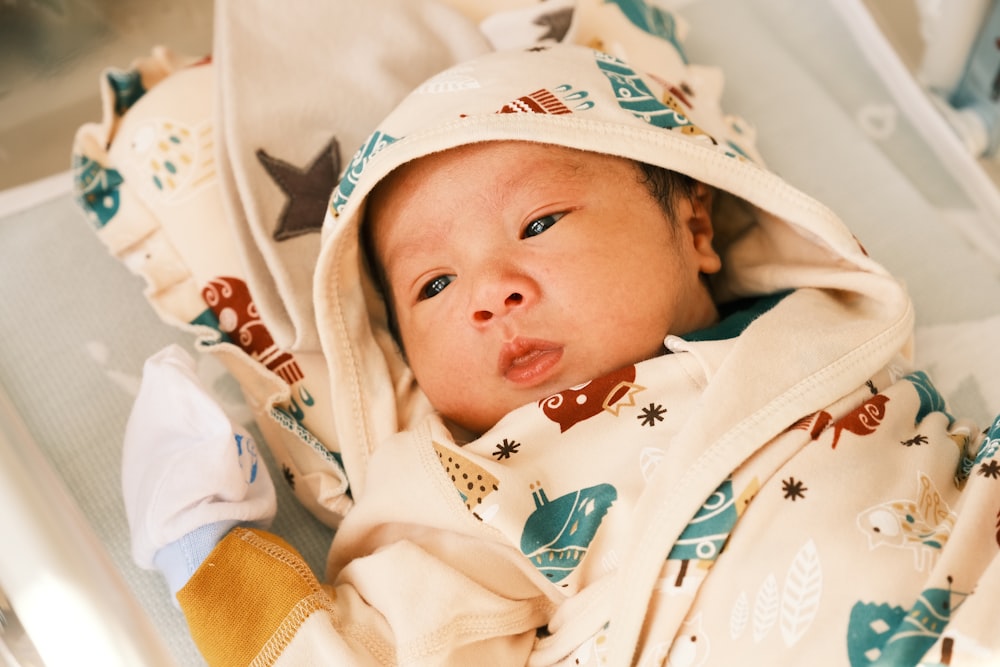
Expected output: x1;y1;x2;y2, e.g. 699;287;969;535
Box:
523;212;565;238
420;274;454;300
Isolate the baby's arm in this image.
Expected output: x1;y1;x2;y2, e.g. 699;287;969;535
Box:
123;346;548;665
177;527;547;665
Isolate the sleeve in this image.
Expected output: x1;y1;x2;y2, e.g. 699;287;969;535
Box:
177;527;552;667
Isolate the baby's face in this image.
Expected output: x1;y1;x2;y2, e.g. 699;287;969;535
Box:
368;141;721;434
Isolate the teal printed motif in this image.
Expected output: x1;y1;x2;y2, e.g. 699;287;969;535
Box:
234;433;260;484
959;413;1000;482
594;51;695;131
73;154;124;228
977;420;1000;464
521;483;617;583
667;477;737;562
331;130;398;215
106;68;147;116
288;384;316;423
846;581;969;666
903;371;953;427
189;308;234;345
603;0;688;63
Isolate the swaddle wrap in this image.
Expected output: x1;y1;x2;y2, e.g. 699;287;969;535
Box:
307;42;980;664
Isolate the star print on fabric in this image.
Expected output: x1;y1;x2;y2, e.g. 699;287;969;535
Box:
282;463;295;490
534;8;573;42
901;434;929;447
979;459;1000;480
257;137;341;241
782;477;808;501
493;438;522;460
638;403;666;427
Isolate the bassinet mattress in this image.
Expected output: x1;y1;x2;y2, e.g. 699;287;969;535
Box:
2;0;999;664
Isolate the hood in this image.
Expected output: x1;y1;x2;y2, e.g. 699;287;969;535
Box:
313;43;913;496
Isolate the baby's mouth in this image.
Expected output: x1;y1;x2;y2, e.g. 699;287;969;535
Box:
499;338;563;386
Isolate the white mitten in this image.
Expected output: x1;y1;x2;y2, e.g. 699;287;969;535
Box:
122;344;276;575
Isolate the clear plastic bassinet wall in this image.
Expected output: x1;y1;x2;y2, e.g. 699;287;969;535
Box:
0;0;214;191
846;0;1000;258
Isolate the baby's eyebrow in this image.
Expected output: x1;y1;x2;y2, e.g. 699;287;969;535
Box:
378;228;448;291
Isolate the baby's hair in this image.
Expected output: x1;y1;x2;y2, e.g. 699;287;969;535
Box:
361;156;701;355
636;160;699;227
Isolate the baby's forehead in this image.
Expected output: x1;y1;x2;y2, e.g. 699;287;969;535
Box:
369;141;632;210
362;141;646;252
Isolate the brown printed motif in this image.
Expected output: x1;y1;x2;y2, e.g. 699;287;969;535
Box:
793;394;891;449
494;84;593;117
539;365;643;432
433;441;500;514
497;89;573;115
202;276;304;385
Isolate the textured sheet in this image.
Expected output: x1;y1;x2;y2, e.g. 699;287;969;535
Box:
0;183;333;666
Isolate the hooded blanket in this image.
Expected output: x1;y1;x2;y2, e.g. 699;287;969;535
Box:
170;37;1000;666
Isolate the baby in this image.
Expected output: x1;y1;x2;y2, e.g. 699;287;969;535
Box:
126;44;1000;666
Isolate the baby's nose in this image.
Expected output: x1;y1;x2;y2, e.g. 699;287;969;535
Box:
473;292;524;323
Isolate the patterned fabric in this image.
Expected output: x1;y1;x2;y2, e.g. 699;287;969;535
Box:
178;348;1000;666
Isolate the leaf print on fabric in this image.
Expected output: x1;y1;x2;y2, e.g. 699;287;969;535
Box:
780;540;823;647
753;574;779;642
640;447;664;482
730;591;749;640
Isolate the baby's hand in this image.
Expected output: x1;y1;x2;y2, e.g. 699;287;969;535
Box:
121;345;276;584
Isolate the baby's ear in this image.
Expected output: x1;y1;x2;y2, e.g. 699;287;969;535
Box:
694;182;714;216
687;183;722;275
